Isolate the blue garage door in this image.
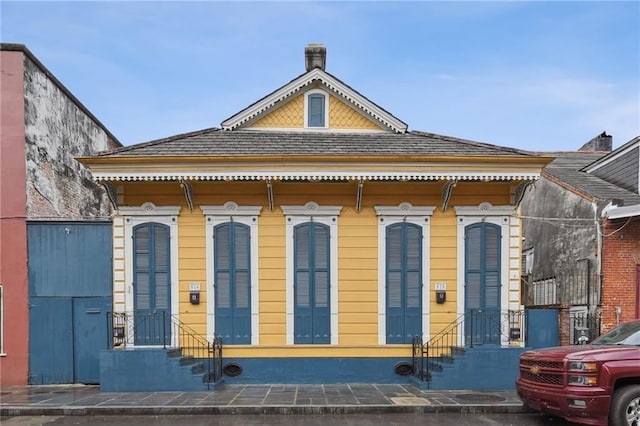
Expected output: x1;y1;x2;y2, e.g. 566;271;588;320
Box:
28;222;112;384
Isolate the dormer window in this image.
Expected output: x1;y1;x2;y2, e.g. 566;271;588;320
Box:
305;90;328;128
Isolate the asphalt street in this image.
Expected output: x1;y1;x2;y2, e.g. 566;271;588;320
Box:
1;413;576;426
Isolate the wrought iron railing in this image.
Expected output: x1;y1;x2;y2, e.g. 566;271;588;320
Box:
107;311;223;387
412;309;525;382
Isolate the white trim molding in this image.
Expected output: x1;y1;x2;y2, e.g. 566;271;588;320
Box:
374;203;436;344
120;202;181;347
201;202;262;344
454;203;515;346
281;202;342;344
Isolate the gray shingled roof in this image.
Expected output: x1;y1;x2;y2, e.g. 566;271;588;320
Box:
97;128;536;158
543;152;640;206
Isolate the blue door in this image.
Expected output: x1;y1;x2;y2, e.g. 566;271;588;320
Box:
133;223;171;346
73;297;111;383
465;223;501;345
294;222;330;344
386;223;422;344
29;297;73;384
214;222;251;344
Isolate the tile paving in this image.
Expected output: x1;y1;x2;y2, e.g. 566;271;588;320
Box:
0;384;525;416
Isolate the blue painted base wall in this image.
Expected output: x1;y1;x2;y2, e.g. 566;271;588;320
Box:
100;349;208;392
100;347;526;391
421;346;527;390
221;357;414;384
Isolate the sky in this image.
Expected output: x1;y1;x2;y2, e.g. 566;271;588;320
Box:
1;1;639;151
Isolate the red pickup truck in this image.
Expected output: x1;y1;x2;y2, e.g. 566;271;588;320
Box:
516;319;640;426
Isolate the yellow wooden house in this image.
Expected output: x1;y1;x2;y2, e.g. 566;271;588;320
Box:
80;44;551;390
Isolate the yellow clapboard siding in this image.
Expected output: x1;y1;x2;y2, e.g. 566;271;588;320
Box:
259;278;286;290
258;292;286;304
179;236;206;249
338;291;377;302
259;302;286;314
258;269;286;281
340;304;377;317
338;313;378;324
222;346;412;358
179;270;207;282
259;323;286;335
179;258;206;270
338;335;377;345
260;313;286;325
259;236;286;250
339;276;377;288
338;323;378;334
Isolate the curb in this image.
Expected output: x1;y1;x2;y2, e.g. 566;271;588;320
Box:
2;404;527;417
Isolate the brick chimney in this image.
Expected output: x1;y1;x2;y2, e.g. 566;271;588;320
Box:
305;43;326;71
579;131;613;152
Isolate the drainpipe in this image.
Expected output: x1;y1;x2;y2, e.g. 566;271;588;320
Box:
594;202;602;311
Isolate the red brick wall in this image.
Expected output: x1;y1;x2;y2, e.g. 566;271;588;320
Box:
0;50;29;386
601;216;640;332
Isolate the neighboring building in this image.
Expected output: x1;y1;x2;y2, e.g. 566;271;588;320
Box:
80;44;551;389
521;133;640;341
594;136;640;331
0;43;121;386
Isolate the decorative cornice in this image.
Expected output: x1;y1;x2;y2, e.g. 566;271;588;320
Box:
93;171;541;182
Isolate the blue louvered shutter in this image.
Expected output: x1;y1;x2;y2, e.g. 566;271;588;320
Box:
465;223;501;345
133;223;171;346
404;224;422;341
386;223;422;344
294;222;330;344
308;93;325;127
313;224;330;342
214;222;251;344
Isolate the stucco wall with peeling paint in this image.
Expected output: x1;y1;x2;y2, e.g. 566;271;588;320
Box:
23;55;117;220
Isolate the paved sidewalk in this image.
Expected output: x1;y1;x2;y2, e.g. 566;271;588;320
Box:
1;384;525;416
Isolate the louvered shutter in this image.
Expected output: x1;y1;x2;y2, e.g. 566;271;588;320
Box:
308;94;325;127
214;222;251;344
133;223;171;346
294;222;330;344
386;223;422;344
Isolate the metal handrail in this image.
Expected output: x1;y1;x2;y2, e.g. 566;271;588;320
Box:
412;309;525;382
106;311;223;388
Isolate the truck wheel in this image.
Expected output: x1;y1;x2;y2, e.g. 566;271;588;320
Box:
610;385;640;426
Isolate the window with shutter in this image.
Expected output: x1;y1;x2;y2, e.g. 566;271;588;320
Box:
214;222;251;344
133;222;171;346
464;222;501;345
386;223;422;344
306;92;326;128
294;222;330;344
